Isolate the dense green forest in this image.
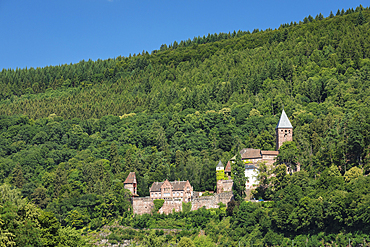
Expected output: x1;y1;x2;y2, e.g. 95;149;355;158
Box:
1;5;370;246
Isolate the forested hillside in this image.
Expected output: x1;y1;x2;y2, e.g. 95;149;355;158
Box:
1;5;370;246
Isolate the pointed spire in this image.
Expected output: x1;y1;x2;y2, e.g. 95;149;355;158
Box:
216;160;224;169
276;109;292;129
124;172;137;184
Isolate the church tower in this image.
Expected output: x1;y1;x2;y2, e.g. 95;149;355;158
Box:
276;109;293;150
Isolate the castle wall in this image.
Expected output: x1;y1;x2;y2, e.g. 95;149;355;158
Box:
217;179;233;193
192;192;233;211
132;192;233;215
261;155;277;166
132;197;154;215
158;200;183;214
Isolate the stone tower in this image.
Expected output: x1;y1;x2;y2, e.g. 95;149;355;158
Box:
124;172;137;196
275;109;293;150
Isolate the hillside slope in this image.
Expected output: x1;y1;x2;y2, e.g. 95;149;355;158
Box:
1;5;370;247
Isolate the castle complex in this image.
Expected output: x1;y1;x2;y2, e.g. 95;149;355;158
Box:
126;110;293;215
217;109;293;192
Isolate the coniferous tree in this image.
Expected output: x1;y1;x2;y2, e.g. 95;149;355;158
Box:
12;164;25;189
356;10;366;26
329;11;334;18
232;152;246;202
109;143;121;175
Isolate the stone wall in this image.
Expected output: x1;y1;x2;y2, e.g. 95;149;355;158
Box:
132;197;154;215
192;192;233;211
133;192;233;215
216;179;233;193
158;200;183;214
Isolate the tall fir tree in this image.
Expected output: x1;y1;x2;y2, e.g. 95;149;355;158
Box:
356;10;366;26
232;152;247;202
109;142;121;175
12;164;25;189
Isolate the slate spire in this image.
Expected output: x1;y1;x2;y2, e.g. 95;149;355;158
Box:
216;160;224;171
276;109;293;129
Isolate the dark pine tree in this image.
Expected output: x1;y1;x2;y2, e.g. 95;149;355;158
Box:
232;152;247;202
356;10;366;26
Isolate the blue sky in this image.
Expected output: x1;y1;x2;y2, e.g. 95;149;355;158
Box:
0;0;366;70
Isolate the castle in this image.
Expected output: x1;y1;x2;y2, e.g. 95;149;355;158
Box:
126;109;293;215
149;180;193;202
217;109;293;192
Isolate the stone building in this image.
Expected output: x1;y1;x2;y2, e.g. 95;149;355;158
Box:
235;148;279;167
245;164;258;189
216;159;233;193
275;109;293;150
216;179;233;193
129;110;294;214
149;179;193;202
220;109;293;191
123;172;137;196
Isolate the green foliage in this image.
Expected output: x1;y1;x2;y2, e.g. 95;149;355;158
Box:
193;235;215;247
1;4;370;246
356;10;366;25
153;199;165;212
58;227;88;247
142;230;165;247
178;237;195;247
0;184;26;208
216;170;226;181
201;191;214;197
277;141;298;169
232;153;246;202
344;166;363;182
182;202;192;213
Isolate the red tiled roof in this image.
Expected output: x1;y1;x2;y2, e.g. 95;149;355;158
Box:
225;161;231;172
124;172;137;184
261;150;279;156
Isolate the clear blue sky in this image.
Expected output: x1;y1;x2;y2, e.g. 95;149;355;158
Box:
0;0;366;70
